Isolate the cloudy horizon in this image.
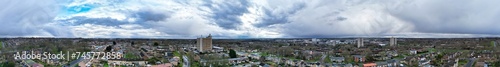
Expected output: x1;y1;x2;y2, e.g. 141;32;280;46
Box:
1;0;500;38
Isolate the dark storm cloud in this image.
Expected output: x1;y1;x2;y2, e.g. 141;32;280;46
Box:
59;10;168;27
336;17;347;21
388;0;500;35
270;0;500;38
255;3;306;28
203;0;250;29
132;10;169;22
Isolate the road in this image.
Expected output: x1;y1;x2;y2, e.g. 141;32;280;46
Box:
465;58;476;67
183;55;190;67
65;57;84;67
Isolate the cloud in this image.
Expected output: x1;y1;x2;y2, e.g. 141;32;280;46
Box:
253;2;305;28
71;24;163;38
0;0;65;37
263;0;415;37
255;0;500;38
1;0;500;38
205;0;251;29
388;0;500;35
54;0;283;38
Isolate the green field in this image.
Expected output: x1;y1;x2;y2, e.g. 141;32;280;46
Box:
104;62;109;67
124;52;139;59
0;41;3;49
173;51;181;57
492;41;496;47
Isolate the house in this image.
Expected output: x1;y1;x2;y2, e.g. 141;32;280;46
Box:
386;51;399;57
375;61;388;67
23;60;43;67
386;59;400;67
353;55;365;63
331;63;353;67
363;63;376;67
330;56;345;63
373;59;401;67
410;50;418;55
151;63;173;67
164;51;174;57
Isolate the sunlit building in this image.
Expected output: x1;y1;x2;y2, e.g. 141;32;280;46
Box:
197;34;213;52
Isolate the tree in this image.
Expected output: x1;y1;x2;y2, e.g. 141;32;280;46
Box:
494;60;500;67
229;49;237;58
324;56;332;63
105;46;112;52
0;41;3;49
278;47;294;57
248;57;253;61
147;57;160;64
260;55;266;62
366;55;375;62
1;62;15;67
154;42;159;46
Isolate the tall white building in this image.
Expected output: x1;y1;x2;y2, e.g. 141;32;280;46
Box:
390;37;397;46
357;38;364;48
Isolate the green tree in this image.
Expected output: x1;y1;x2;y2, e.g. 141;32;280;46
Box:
229;49;237;58
494;60;500;67
0;41;3;49
324;56;332;63
366;55;375;62
1;62;15;67
147;57;160;64
260;55;266;62
154;42;159;46
101;61;109;67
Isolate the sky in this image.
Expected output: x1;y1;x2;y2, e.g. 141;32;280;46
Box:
1;0;500;38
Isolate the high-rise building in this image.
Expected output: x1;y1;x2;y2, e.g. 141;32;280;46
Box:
494;41;497;47
390;37;397;46
197;34;212;52
357;38;364;48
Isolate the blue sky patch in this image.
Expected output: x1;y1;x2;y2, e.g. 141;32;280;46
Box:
65;4;94;14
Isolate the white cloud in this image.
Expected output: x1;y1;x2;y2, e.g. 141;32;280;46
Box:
0;0;62;37
71;24;164;38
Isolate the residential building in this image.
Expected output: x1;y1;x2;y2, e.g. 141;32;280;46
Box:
22;60;43;67
375;59;400;67
197;34;213;52
330;56;345;63
363;63;376;67
390;37;397;46
353;55;365;63
410;50;418;55
357;38;364;48
331;63;352;67
151;63;173;67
